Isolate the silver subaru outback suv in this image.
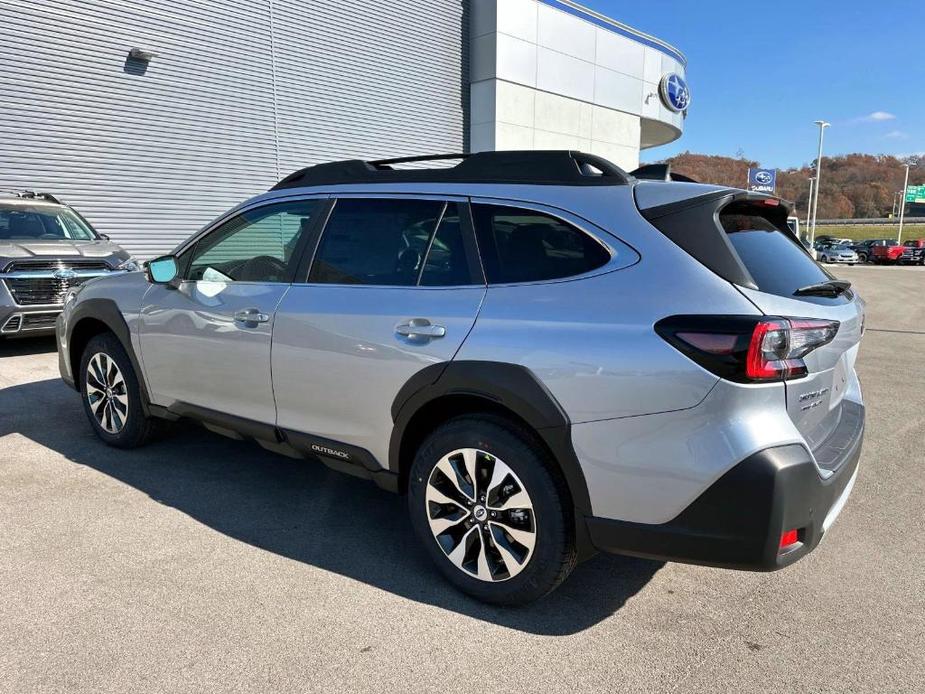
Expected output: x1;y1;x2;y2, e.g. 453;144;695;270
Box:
1;191;138;337
56;152;865;605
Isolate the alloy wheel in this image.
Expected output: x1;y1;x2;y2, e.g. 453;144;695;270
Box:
425;448;536;582
85;352;128;434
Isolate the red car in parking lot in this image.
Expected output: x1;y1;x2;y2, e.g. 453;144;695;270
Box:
870;240;904;264
900;239;925;265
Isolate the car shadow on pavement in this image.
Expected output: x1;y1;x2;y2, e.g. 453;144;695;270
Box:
0;336;58;357
0;377;664;636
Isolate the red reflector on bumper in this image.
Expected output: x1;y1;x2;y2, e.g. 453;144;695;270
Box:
779;529;799;549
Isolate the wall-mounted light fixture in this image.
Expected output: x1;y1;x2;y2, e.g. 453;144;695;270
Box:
128;47;157;63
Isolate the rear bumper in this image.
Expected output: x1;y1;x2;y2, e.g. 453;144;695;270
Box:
585;409;864;570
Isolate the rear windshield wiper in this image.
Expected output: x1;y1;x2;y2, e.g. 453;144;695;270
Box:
793;279;851;297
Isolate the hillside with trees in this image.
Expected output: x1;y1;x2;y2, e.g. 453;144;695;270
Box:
649;152;922;219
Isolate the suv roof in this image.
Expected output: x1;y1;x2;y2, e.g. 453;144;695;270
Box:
272;151;633;190
0;190;64;206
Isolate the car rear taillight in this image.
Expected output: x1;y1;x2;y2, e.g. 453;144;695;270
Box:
779;528;800;550
656;315;839;383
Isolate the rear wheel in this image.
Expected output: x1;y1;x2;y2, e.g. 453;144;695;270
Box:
858;252;868;263
408;415;577;605
79;332;158;448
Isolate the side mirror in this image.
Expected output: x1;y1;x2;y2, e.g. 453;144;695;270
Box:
98;233;110;241
144;255;180;288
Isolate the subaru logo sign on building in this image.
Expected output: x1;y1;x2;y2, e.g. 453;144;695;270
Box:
659;73;690;113
747;168;777;194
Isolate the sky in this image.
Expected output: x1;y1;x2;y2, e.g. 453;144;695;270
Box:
581;0;925;169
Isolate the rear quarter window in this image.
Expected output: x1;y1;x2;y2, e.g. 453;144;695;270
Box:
719;202;836;298
471;204;611;284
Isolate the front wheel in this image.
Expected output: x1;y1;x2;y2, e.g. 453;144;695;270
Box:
79;332;158;448
408;415;577;605
858;252;868;263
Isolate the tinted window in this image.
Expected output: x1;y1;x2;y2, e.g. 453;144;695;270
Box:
188;200;321;282
419;205;472;286
471;204;610;284
0;204;96;241
720;203;833;298
309;198;447;286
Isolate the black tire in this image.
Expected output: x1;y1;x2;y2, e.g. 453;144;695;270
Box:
858;252;868;263
408;414;577;605
78;332;158;448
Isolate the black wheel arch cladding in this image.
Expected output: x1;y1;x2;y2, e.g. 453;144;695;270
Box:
389;360;593;514
67;298;153;414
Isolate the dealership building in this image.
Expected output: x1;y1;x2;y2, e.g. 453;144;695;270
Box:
1;0;687;258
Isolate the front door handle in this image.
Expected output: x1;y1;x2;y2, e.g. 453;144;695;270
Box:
395;318;446;340
234;308;270;324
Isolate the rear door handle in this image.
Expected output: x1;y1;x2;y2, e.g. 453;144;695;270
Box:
395;318;446;340
234;308;270;324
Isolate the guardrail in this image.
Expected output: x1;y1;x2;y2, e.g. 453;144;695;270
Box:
814;218;925;226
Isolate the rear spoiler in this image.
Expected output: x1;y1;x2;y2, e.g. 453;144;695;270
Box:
630;164;697;183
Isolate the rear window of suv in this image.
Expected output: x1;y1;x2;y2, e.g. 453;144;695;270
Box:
720;202;834;298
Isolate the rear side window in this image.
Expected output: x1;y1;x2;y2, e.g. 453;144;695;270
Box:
471;204;610;284
720;202;832;297
309;198;471;286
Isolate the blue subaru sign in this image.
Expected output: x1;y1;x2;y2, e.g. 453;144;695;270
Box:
659;73;690;113
747;168;777;194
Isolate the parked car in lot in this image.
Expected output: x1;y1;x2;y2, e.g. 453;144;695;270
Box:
800;237;818;260
815;243;859;265
56;151;865;605
870;239;904;264
1;191;137;338
899;239;925;265
848;239;890;263
815;235;852;245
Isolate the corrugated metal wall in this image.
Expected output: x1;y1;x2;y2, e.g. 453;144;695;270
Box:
0;0;468;258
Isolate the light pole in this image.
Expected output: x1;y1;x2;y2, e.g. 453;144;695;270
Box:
806;177;815;230
898;163;910;243
809;120;830;244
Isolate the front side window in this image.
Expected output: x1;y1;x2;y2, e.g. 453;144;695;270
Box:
309;198;470;286
0;204;97;241
187;200;322;282
470;204;611;284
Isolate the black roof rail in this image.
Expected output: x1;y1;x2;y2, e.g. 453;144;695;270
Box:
0;190;63;204
271;150;632;190
630;163;698;183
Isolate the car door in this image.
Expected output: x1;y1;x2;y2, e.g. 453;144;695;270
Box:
271;195;486;467
138;197;326;425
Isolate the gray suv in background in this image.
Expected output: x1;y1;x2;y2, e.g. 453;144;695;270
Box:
56;151;865;605
1;191;137;337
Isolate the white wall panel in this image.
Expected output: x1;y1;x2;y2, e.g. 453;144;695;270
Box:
495;33;538;88
536;47;594;103
472;0;685;159
537;3;596;63
596;30;645;78
0;0;467;258
496;0;539;43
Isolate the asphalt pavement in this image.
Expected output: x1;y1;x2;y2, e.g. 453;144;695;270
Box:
0;265;922;692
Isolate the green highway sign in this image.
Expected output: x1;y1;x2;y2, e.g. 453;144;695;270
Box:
905;185;925;203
